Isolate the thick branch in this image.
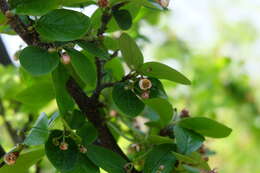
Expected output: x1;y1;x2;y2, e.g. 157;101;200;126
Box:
0;1;140;172
66;78;128;158
0;37;12;65
0;0;49;48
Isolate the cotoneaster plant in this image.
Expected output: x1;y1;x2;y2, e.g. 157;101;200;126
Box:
0;0;232;173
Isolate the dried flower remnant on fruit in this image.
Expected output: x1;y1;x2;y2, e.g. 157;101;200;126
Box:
98;0;109;8
141;91;150;99
159;165;165;170
61;53;71;65
180;108;190;118
4;152;19;165
79;145;87;153
5;10;14;18
59;142;69;151
156;0;170;8
139;78;152;90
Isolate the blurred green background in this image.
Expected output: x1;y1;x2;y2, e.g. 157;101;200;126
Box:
1;0;260;172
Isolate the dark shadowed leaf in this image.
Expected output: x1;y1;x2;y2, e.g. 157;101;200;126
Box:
77;122;98;145
63;153;100;173
78;41;110;59
45;130;79;172
86;145;128;173
112;82;145;117
143;144;177;173
113;9;132;30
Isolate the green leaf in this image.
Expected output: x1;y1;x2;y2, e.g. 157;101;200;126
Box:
45;130;79;172
15;81;55;108
178;117;232;138
52;64;75;115
0;147;45;173
77;122;98;145
172;152;198;165
24;112;49;146
86;145;128;173
144;98;173;127
174;125;204;154
78;41;110;59
65;110;85;130
62;0;95;7
113;9;132;30
19;46;59;76
140;62;191;85
143;144;177;173
112;82;145;117
104;58;125;81
0;12;7;25
36;9;91;41
118;33;144;69
9;0;61;16
147;135;174;145
64;154;100;173
66;48;97;89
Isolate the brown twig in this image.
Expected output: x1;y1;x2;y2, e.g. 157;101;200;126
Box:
0;1;140;172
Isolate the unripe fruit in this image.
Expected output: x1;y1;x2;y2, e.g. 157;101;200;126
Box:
61;54;71;65
59;142;69;151
141;91;150;99
3;152;19;165
159;165;165;170
98;0;109;8
139;78;152;90
156;0;170;8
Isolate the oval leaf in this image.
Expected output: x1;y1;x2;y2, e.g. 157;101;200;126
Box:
140;62;191;85
112;83;145;117
78;41;110;59
24;112;49;146
52;64;75;115
174;125;204;155
144;98;173;127
66;48;97;89
178;117;232;138
118;33;144;69
143;144;177;173
19;46;59;76
86;145;127;173
36;9;91;41
9;0;61;16
77;122;98;145
45;130;79;172
64;154;100;173
113;9;132;30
